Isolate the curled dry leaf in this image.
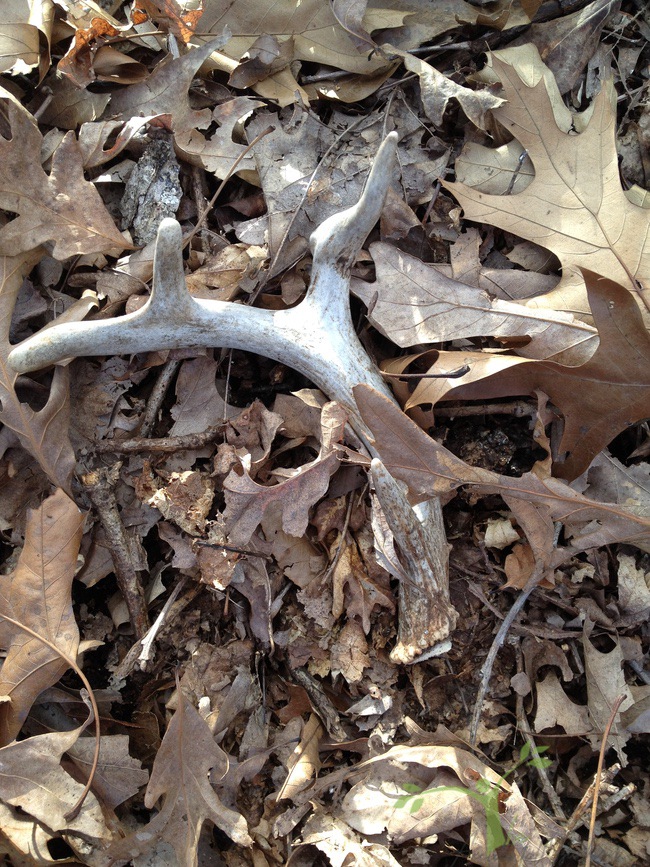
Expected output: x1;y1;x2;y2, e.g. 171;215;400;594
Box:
0;489;85;745
197;0;400;105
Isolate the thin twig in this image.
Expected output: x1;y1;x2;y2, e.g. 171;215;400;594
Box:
547;764;620;864
82;465;150;639
470;565;544;746
138;358;181;437
94;423;225;453
585;694;627;867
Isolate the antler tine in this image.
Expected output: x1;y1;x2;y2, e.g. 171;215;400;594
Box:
309;131;398;270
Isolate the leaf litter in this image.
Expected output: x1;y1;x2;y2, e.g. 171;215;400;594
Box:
0;1;649;866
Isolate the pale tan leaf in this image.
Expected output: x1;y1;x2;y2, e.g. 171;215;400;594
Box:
340;743;549;865
277;713;323;802
583;621;634;764
295;809;402;866
330;620;370;683
455;139;534;195
534;671;592;735
0;725;108;840
616;554;650;617
354;243;596;362
0;800;57;865
0;0;52;80
445;45;650;318
0;92;127;258
0;489;85;744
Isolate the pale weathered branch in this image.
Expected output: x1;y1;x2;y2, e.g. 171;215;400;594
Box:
9;132;457;659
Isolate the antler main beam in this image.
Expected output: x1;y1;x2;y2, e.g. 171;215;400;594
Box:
9;133;457;661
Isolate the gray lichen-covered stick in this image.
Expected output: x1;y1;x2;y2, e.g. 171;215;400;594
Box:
9;132;457;661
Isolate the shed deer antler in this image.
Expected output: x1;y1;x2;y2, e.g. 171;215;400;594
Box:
9;133;457;662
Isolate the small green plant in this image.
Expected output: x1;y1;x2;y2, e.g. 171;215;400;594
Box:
395;742;552;855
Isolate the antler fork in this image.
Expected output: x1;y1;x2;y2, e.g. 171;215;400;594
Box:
9;133;457;662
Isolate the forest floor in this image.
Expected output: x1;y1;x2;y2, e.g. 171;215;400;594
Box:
0;1;649;865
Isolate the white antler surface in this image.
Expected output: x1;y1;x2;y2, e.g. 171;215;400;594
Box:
9;132;457;661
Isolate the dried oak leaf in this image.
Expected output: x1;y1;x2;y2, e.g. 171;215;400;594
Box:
0;93;127;258
353;241;597;363
66;734;149;810
0;489;85;745
404;271;650;479
1;251;76;491
108;36;228;133
107;692;252;866
446;47;650;320
0;725;109;841
224;452;339;545
354;385;650;578
223;402;346;544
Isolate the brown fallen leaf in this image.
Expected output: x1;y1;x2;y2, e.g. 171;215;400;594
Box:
107;691;252;865
583;620;634;765
0;489;85;745
224;402;346;545
404;271;650;479
354;385;650;577
446;46;650;318
385;45;505;129
1;251;76;492
175;96;265;182
276;713;323;802
224;452;339;545
534;671;592;736
0;91;128;259
109;37;228;133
